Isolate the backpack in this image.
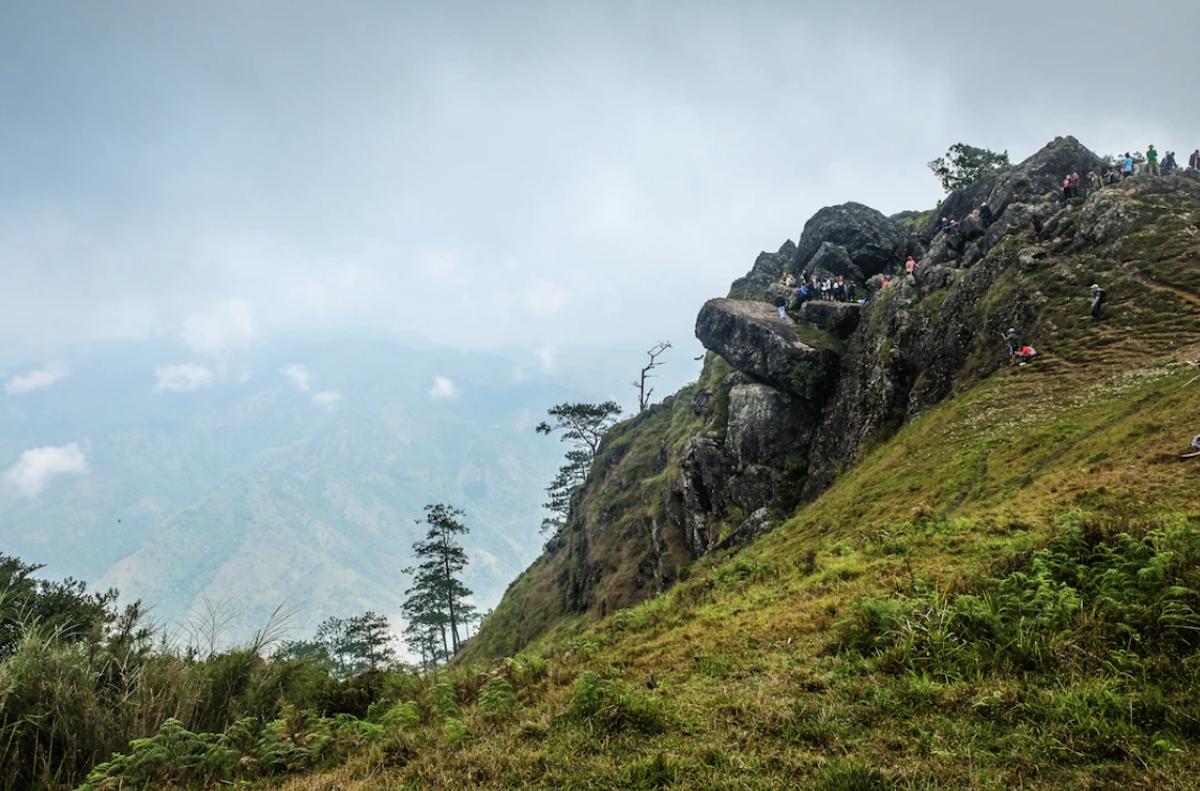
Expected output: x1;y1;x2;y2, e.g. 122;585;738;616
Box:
1098;289;1107;304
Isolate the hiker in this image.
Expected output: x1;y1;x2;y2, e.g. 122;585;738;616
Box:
1146;145;1159;176
971;205;981;218
980;203;993;227
1016;345;1037;365
1088;171;1101;191
880;276;890;289
1030;213;1043;241
774;293;787;319
1163;152;1178;173
832;276;844;302
1123;153;1134;178
1090;283;1106;317
1004;328;1020;362
1071;172;1082;198
905;255;917;276
950;219;960;235
782;272;796;288
1062;175;1072;201
1190;150;1200;170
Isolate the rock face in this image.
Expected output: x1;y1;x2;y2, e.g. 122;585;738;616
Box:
694;298;828;397
729;241;796;298
924;136;1106;238
805;241;860;280
793;203;909;279
797;301;861;338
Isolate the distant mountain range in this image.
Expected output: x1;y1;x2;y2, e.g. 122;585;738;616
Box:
0;335;700;646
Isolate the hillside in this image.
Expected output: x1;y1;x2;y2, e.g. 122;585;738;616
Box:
10;137;1200;790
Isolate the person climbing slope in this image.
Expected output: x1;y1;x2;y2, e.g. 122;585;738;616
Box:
1090;283;1107;318
1003;327;1020;363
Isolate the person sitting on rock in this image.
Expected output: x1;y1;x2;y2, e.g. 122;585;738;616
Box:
950;219;961;235
1146;144;1159;176
782;272;796;288
1017;345;1037;365
1090;283;1107;317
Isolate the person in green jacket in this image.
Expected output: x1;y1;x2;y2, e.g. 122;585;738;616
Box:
1147;145;1159;176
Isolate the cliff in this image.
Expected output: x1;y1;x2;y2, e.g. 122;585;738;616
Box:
462;137;1200;663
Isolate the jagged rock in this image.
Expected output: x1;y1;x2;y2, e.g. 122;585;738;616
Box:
917;263;955;291
678;437;733;555
793;203;908;279
728;241;796;299
1078;186;1140;244
923;232;960;267
962;242;984;268
695;298;827;396
713;507;771;552
797;300;861;337
959;213;986;241
726;465;778;513
1018;247;1047;268
726;383;814;468
804;241;861;281
923;136;1106;238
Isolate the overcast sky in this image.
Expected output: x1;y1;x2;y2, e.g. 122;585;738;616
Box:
3;0;1198;373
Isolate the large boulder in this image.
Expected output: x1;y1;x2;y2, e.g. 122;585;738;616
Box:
695;298;830;397
793;203;908;279
726;383;814;468
797;300;861;338
804;241;861;281
923;136;1106;238
728;240;796;299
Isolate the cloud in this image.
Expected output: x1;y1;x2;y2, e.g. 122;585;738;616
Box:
283;364;340;407
282;364;312;392
181;298;255;356
311;390;342;408
5;361;69;394
155;363;213;392
429;375;458;399
2;442;88;497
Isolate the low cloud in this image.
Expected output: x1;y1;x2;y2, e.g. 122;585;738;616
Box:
311;391;342;408
429;376;458;399
283;364;340;407
2;442;88;497
5;361;69;394
155;364;213;392
282;364;312;392
535;343;556;370
181;298;256;356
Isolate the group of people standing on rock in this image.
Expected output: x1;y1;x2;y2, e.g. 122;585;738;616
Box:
1071;145;1200;195
777;271;858;313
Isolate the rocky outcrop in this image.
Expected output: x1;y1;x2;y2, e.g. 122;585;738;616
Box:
797;301;861;338
805;241;860;280
729;241;796;298
924;136;1106;238
726;383;814;468
793;203;909;279
695;298;830;397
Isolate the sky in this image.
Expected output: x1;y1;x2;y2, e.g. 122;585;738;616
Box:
3;0;1198;376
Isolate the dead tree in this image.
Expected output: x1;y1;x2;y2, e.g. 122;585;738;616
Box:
632;341;671;413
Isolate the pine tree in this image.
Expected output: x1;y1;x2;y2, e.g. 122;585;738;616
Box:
536;401;622;535
401;503;473;661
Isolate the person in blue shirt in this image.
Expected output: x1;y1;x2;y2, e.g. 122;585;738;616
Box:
1122;153;1134;178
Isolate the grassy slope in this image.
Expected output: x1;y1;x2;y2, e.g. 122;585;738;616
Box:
264;182;1200;789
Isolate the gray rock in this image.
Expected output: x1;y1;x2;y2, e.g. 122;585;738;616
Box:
961;243;984;269
1078;187;1139;244
917;263;955;291
726;383;814;468
728;241;796;299
804;241;861;281
713;507;772;552
1018;247;1047;268
678;437;733;554
695;298;829;397
797;300;861;338
793;203;908;279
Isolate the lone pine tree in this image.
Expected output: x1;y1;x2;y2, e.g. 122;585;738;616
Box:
401;503;473;664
